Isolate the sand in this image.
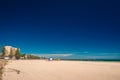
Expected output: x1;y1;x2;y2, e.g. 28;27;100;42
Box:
0;60;7;80
3;60;120;80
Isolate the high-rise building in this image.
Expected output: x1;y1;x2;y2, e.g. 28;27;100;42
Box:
3;46;12;56
2;46;20;59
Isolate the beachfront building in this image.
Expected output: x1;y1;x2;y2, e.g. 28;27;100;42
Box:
2;46;21;59
3;46;11;57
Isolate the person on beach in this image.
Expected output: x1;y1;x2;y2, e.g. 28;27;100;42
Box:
48;58;53;61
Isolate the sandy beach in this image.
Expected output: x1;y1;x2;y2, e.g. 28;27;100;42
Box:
3;60;120;80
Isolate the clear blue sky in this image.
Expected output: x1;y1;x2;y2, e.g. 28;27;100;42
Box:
0;0;120;59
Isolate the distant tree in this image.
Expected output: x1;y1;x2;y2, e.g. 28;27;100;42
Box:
27;54;40;59
9;48;13;59
1;47;5;57
15;48;21;60
20;53;26;59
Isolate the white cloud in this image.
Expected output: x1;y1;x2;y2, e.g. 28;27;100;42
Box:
50;54;73;57
33;54;73;58
75;52;120;59
52;51;89;54
27;51;89;58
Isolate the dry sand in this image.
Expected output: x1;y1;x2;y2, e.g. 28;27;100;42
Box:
3;60;120;80
0;60;7;80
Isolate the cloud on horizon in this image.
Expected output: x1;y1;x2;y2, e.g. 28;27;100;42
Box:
32;53;73;58
27;51;120;59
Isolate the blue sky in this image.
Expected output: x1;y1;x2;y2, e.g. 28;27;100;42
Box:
0;0;120;59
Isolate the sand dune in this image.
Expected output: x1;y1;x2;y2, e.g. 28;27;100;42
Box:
3;60;120;80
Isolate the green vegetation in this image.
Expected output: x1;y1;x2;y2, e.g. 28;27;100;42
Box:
20;54;26;57
1;47;5;57
27;54;40;59
15;48;21;60
0;46;45;60
9;48;13;59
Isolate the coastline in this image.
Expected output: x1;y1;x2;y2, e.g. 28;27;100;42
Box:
61;59;120;62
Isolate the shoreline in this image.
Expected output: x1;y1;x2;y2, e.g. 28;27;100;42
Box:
8;59;120;62
61;59;120;62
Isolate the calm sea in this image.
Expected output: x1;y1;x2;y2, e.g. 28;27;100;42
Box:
61;59;120;62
